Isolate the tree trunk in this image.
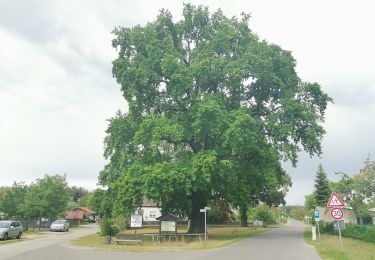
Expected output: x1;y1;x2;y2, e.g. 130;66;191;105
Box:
188;191;206;233
240;205;248;227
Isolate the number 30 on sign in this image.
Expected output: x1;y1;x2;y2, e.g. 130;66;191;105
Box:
330;208;344;220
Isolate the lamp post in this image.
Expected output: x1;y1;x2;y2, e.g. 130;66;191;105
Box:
200;206;211;240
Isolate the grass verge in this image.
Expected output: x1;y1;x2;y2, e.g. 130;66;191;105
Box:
304;227;375;260
71;225;267;252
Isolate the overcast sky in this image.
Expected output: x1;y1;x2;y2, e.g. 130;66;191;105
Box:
1;0;374;205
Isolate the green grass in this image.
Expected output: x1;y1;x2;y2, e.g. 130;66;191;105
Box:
0;231;47;246
304;227;375;260
71;225;268;252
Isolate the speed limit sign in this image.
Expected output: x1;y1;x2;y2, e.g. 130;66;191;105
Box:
330;208;344;220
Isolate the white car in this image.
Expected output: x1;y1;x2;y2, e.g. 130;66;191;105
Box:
50;219;69;232
0;221;23;240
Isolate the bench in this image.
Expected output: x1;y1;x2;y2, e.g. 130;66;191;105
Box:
115;234;143;245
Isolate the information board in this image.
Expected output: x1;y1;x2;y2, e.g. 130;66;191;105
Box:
130;214;143;228
160;221;176;232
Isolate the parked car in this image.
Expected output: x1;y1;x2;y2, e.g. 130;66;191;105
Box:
50;219;69;232
0;220;23;240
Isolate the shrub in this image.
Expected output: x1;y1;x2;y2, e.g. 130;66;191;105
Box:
252;205;276;227
100;218;119;237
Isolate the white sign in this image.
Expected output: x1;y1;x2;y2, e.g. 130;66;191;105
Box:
330;208;344;220
327;192;345;208
130;214;143;228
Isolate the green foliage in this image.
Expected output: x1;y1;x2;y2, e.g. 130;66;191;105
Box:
102;4;331;232
69;186;89;204
100;218;119;237
249;205;276;226
20;175;70;218
323;223;375;243
314;164;331;207
0;182;27;218
89;188;113;218
289;206;307;220
304;193;317;210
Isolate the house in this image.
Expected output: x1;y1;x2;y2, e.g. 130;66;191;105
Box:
66;207;96;224
141;198;162;222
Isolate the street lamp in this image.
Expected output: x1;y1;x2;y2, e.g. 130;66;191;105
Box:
200;206;211;240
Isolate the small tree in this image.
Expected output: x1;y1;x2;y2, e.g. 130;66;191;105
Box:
314;164;331;207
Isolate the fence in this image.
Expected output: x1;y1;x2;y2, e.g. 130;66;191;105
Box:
19;218;79;231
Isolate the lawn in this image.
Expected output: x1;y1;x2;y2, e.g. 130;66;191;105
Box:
71;225;268;252
304;227;375;260
0;231;47;246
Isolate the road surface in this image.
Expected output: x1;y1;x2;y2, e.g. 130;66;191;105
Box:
1;220;320;260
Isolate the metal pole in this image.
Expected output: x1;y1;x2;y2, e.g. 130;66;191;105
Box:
317;221;320;240
204;208;207;240
337;221;343;252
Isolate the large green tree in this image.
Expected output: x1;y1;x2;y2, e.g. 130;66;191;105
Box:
0;182;27;218
314;164;332;206
101;4;331;232
20;175;70;218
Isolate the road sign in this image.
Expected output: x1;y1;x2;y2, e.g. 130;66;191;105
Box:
327;192;345;208
330;208;344;220
314;209;320;221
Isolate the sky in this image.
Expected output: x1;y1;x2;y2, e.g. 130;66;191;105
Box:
1;0;374;205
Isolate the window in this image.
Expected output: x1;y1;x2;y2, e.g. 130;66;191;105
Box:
150;211;156;218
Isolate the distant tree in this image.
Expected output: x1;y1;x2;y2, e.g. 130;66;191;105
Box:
0;182;27;218
103;4;331;233
314;164;331;207
350;159;375;218
68;186;89;205
289;207;307;220
20;175;69;218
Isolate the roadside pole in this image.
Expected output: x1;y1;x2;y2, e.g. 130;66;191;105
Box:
316;221;320;240
337;221;343;252
327;192;345;252
200;206;211;240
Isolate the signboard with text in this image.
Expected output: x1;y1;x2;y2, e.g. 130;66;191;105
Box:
130;214;143;228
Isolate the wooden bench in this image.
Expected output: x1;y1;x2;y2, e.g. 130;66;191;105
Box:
115;234;143;245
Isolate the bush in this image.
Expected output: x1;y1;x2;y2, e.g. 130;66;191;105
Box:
100;218;119;237
322;222;375;243
251;205;276;227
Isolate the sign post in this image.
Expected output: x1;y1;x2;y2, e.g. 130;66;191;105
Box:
130;214;143;235
327;192;345;252
200;206;211;240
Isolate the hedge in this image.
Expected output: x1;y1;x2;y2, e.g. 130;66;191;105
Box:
322;222;375;243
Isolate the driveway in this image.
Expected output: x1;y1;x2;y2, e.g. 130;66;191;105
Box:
2;220;320;260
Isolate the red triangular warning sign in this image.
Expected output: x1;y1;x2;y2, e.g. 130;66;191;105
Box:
327;192;345;208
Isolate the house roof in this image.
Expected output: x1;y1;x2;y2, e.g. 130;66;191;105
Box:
78;207;95;214
66;210;84;220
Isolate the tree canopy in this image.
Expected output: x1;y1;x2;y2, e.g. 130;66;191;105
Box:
98;4;331;232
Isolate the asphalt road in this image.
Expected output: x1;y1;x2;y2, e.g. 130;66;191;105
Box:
1;220;320;260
